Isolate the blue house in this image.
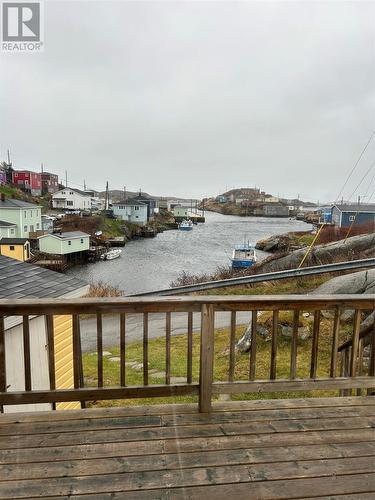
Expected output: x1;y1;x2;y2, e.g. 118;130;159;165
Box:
331;204;375;229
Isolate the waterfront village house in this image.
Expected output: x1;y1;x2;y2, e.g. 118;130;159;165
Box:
52;187;92;210
173;206;190;218
41;172;59;195
263;204;290;217
112;199;148;226
0;238;30;262
133;191;157;219
331;204;375;229
215;195;228;203
12;170;42;196
0;165;6;185
0;220;17;238
0;255;89;413
0;195;42;238
38;231;90;255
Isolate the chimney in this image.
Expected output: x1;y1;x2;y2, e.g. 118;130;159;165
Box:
0;193;5;202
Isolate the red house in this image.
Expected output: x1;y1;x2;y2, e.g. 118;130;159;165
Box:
41;172;59;195
12;170;42;196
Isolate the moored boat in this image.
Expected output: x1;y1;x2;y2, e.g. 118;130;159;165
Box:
100;248;122;261
179;219;193;231
231;243;257;269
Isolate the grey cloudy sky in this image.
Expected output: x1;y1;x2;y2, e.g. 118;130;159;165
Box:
1;0;374;201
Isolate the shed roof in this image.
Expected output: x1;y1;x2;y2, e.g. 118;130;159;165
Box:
38;231;89;240
53;187;90;197
334;204;375;213
0;255;87;299
0;220;16;227
113;199;146;206
0;238;28;245
0;198;40;209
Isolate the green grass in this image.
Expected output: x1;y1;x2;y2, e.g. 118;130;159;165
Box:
82;313;353;408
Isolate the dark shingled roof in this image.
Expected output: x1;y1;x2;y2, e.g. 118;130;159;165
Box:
112;199;146;206
334;204;375;213
0;255;87;299
0;198;40;209
0;238;28;245
0;220;16;227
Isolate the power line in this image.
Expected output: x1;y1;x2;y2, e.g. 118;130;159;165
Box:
346;160;375;201
335;130;375;203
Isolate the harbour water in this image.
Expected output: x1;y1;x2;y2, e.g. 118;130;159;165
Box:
68;211;311;294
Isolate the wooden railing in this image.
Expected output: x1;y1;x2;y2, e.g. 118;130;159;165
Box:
0;295;374;413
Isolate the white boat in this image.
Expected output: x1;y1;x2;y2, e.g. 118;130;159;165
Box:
100;249;122;261
231;243;257;269
179;219;193;231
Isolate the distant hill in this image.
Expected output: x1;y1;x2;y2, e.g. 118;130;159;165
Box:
99;190;198;203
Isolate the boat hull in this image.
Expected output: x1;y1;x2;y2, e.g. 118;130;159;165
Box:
231;259;256;269
179;226;193;231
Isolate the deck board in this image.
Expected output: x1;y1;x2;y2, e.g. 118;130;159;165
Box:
0;397;374;499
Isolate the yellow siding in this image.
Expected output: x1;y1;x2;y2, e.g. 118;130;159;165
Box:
0;244;27;262
53;315;80;410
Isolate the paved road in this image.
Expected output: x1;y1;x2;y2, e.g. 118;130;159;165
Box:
80;311;252;352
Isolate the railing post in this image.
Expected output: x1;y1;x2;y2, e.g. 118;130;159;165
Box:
199;304;215;413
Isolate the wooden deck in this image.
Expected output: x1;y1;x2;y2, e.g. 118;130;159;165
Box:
0;396;374;499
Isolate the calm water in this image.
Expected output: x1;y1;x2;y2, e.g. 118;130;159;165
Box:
68;212;311;294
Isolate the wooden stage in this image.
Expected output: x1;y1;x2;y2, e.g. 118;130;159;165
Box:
0;396;374;499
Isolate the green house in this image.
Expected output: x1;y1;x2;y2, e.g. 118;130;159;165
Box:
38;231;90;255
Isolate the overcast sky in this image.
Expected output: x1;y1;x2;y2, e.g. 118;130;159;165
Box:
1;0;374;202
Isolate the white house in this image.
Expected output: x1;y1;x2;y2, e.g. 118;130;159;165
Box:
0;195;42;238
52;188;92;211
112;200;148;226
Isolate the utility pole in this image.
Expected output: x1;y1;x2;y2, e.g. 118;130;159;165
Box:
105;181;109;210
84;180;86;191
41;162;44;173
123;186;126;200
65;170;68;188
7;149;11;166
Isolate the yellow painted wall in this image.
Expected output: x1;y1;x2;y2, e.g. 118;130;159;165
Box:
53;315;80;410
0;242;29;262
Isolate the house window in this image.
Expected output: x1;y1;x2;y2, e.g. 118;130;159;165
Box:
67;201;73;206
10;228;15;234
349;215;356;222
70;191;73;195
24;211;27;218
135;206;139;211
68;241;72;245
23;225;27;232
80;238;84;244
9;246;14;251
36;223;40;230
30;210;32;217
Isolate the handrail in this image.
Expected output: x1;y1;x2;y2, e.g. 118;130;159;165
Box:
0;294;374;413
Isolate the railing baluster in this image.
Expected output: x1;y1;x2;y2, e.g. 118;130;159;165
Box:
290;310;299;379
356;338;364;396
22;316;32;391
45;315;56;410
165;312;171;385
72;314;81;389
249;310;258;381
310;310;320;378
97;313;103;388
270;310;279;380
330;308;340;378
368;317;375;395
229;311;236;382
199;304;214;413
120;313;126;387
0;316;6;413
350;309;361;377
187;312;193;384
143;313;149;386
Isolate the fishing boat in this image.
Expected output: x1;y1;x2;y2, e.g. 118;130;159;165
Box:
100;248;122;261
179;219;193;231
231;243;257;269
